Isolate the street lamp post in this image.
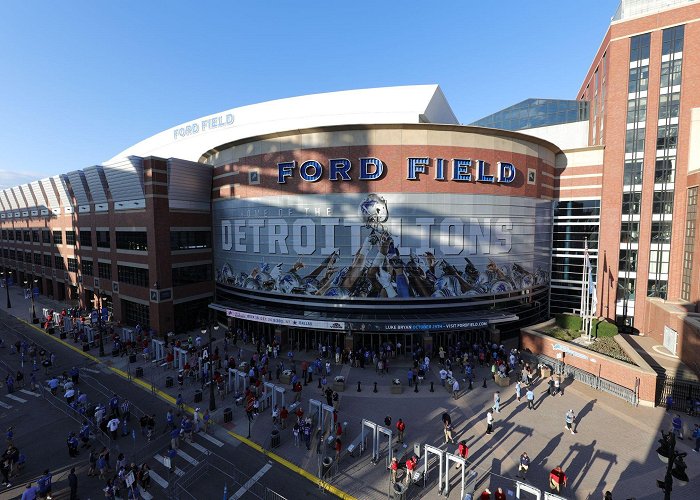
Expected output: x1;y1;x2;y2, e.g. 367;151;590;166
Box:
97;289;105;357
24;278;38;323
657;430;690;499
2;270;12;309
201;322;220;412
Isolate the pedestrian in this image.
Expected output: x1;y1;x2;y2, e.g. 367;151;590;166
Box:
68;467;78;500
293;422;300;447
193;408;202;433
303;422;312;450
548;376;555;396
549;466;567;493
693;423;700;452
515;381;522;401
452;377;461;399
334;438;342;461
108;417;120;441
555;376;561;396
203;409;211;433
396;419;406;443
170;426;180;450
672;414;684;440
442;412;454;444
384;415;392;428
604;492;613;500
120;399;131;422
516;451;530;478
390;457;398;483
109;394;120;418
176;393;184;414
280;406;288;429
486;410;494;434
565;409;576;434
480;488;491;499
493;391;500;413
440;367;448;387
272;405;280;425
455;440;468;468
21;483;37;500
88;450;97;476
407;368;413;387
526;388;535;410
494;487;506;500
0;456;10;487
404;456;417;485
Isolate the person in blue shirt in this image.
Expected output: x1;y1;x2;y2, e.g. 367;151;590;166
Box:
109;394;120;418
36;469;52;497
672;414;684;440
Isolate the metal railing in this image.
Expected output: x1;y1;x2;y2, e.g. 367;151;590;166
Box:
656;376;700;410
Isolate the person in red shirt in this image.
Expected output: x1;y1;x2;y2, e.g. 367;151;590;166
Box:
455;440;468;468
334;438;342;461
280;406;289;429
295;406;304;423
549;466;567;492
396;419;406;443
389;457;398;483
480;488;491;499
404;456;417;485
336;422;343;437
494;487;506;500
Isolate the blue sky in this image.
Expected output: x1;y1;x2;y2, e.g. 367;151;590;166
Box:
0;1;614;188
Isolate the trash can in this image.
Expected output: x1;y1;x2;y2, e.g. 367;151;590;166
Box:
392;482;407;499
129;354;137;363
135;367;144;378
223;407;233;423
82;343;90;352
321;456;334;477
165;376;174;388
194;390;203;403
271;429;280;448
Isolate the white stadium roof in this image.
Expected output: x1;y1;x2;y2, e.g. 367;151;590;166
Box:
106;84;459;164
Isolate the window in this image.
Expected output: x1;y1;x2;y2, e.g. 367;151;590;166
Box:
681;186;697;301
115;231;148;251
649;250;670;275
628;66;649;93
98;262;112;280
625;128;645;153
65;230;76;246
42;230;50;244
647;279;668;299
170;231;212;251
81;260;93;276
9;250;15;261
619;249;638;272
23;230;30;242
658;92;680;119
630;33;650;62
622;192;641;215
24;251;31;263
660;60;682;88
620;222;639;243
657;125;678;150
623;161;643;186
655;159;676;184
32;230;39;243
16;252;23;262
54;255;65;270
43;254;52;268
96;230;110;249
121;299;149;329
662;25;684;56
626;97;646;123
14;230;21;241
79;230;92;247
117;265;149;287
33;253;41;265
67;257;79;273
8;230;14;241
651;221;672;242
0;230;5;240
653;191;674;215
618;278;636;300
53;231;62;245
172;264;212;286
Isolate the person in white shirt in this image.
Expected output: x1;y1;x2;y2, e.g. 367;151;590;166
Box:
107;417;120;440
486;410;494;434
439;369;448;387
452;379;460;400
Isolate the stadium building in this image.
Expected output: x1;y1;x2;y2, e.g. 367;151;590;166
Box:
0;0;699;366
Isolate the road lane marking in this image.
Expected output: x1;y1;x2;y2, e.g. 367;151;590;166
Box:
138;487;153;500
147;469;168;488
230;463;272;500
6;394;27;403
20;389;40;397
0;400;12;409
201;432;225;447
176;449;199;465
154;454;185;477
187;441;210;455
82;367;101;373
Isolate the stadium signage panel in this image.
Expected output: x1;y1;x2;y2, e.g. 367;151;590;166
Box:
277;157;517;183
173;113;234;140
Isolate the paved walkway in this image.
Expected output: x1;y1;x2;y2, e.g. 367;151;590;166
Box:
2;286;700;499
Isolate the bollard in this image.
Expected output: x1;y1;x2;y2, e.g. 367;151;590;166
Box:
357;381;362;392
373;382;378;393
430;381;434;392
483;377;487;388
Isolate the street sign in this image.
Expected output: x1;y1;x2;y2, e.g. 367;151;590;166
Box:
202;348;209;360
125;471;135;487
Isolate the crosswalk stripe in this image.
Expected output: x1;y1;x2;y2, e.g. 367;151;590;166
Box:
138;486;153;500
0;400;12;409
200;432;225;447
187;441;210;455
230;463;272;500
6;394;27;403
82;367;101;373
147;469;169;488
20;389;40;397
176;449;199;466
154;455;185;476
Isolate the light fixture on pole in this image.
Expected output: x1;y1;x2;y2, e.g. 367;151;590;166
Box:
97;289;105;357
202;322;220;412
2;270;12;309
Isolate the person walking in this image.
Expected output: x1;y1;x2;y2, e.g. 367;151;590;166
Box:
516;452;530;479
493;391;501;413
404;456;417;485
107;417;120;441
68;467;78;500
442;412;454;444
486;410;494;434
548;376;555;396
390;457;398;483
455;440;468;468
565;409;576;434
549;466;567;493
526;388;535;410
515;381;522;402
554;376;561;396
452;378;460;399
672;414;684;440
396;419;406;444
693;423;700;452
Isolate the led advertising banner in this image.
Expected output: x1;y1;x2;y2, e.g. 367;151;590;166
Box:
214;193;551;301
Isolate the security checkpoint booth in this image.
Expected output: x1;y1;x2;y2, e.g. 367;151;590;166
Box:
308;399;336;436
227;368;249;398
120;327;135;343
260;381;286;412
359;419;394;465
150;339;165;362
444;451;478;499
172;347;188;370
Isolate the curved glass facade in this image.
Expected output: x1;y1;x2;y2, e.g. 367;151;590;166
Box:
470;98;589;131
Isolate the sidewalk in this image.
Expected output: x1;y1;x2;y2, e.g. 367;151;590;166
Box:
2;286;700;499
